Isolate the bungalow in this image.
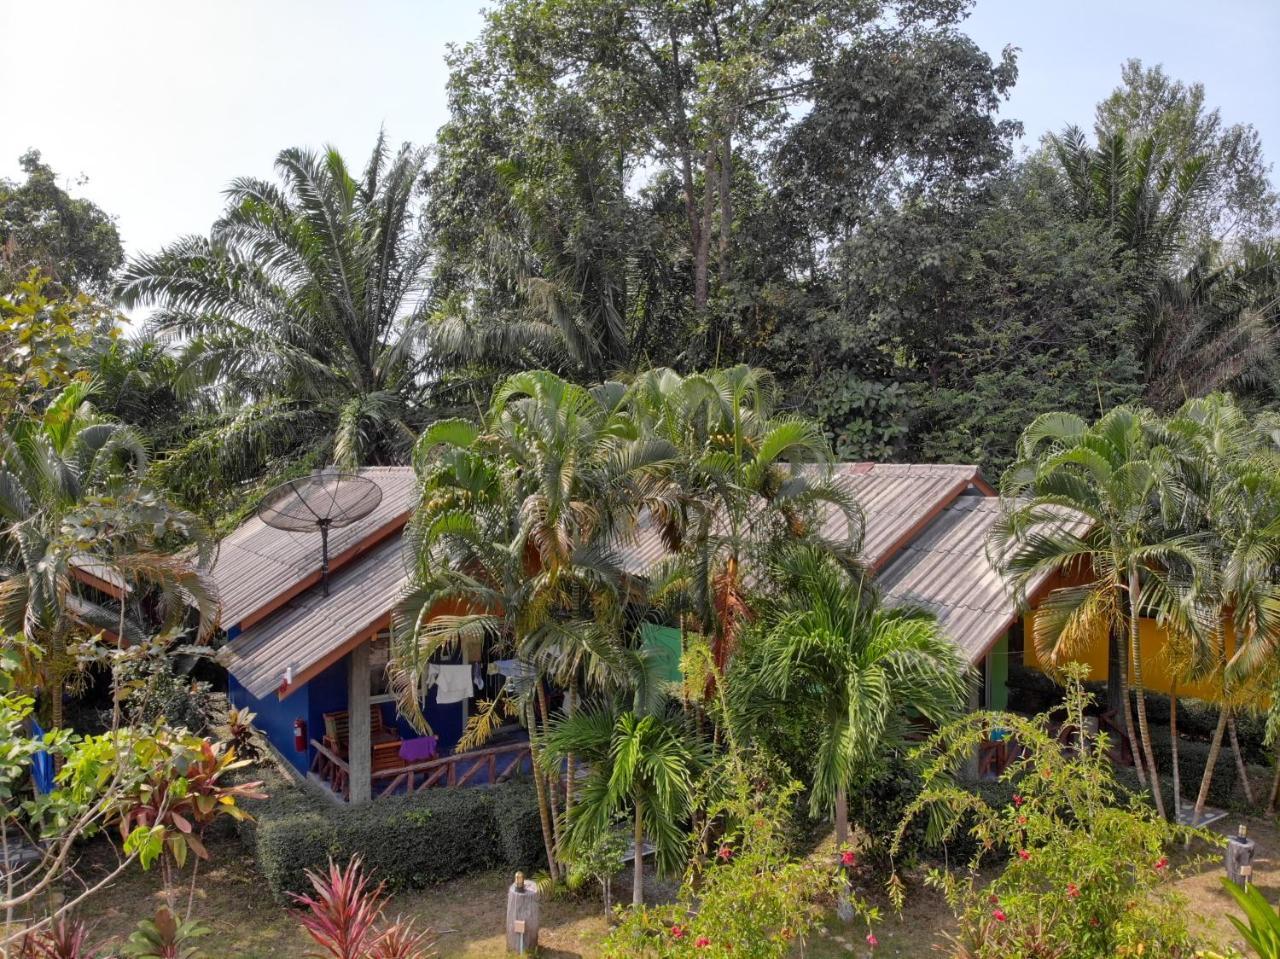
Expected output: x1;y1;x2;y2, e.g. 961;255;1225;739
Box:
211;462;1068;804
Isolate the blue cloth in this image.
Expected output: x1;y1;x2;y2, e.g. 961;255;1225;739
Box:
30;720;54;794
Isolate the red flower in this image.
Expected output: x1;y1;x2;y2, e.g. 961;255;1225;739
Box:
1067;883;1080;899
866;933;879;947
695;936;711;949
672;925;686;940
718;845;733;862
1155;856;1169;872
840;850;856;868
992;909;1007;923
988;894;1000;905
1012;794;1024;807
1017;816;1028;825
1089;917;1100;927
1018;849;1031;861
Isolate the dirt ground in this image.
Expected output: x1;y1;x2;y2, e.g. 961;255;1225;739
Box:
59;814;1277;958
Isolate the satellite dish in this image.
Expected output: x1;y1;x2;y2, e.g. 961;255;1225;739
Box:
257;468;383;595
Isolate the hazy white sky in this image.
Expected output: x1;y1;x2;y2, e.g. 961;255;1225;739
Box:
3;0;1277;263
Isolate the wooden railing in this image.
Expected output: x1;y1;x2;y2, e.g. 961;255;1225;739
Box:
372;741;533;799
309;738;352;800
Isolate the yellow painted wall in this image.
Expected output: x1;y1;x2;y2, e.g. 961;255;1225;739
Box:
1022;611;1224;702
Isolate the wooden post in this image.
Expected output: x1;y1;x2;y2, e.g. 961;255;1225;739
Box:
1226;824;1256;888
348;642;372;804
506;871;539;954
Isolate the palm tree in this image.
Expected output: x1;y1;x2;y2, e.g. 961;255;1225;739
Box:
116;136;435;512
624;366;863;674
542;703;701;906
1166;395;1280;823
1050;125;1210;283
732;545;968;850
993;407;1207;819
0;384;218;726
389;370;675;879
1142;243;1280;411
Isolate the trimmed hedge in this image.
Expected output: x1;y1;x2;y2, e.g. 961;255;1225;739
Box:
240;772;546;901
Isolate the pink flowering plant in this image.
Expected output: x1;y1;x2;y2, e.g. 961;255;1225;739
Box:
891;665;1215;959
604;754;878;958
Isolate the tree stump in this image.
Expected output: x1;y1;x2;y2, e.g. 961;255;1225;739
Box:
1226;833;1256;887
506;872;540;954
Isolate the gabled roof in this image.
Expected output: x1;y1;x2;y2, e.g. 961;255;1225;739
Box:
825;463;992;569
220;533;410;699
875;493;1084;666
210;467;418;632
614;462;991;577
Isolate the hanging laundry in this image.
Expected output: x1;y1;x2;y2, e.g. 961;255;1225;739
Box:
433;664;475;704
472;663;484;690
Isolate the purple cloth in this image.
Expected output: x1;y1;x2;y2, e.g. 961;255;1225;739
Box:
399;736;439;763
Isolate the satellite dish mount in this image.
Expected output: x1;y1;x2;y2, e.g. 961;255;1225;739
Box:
257;468;383;596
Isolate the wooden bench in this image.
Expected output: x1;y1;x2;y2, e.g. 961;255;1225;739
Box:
321;706;400;757
320;707;403;794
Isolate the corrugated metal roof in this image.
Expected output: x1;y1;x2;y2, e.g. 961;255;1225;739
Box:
211;467;417;630
220;533;410;699
614;462;987;576
875;494;1085;665
825;463;986;568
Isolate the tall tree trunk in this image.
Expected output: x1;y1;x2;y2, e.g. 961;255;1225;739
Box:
668;27;705;312
1228;712;1255;806
1193;707;1229;825
834;784;849;848
835;784;853;921
1128;568;1165;818
526;702;560;883
1267;744;1280;816
1170;682;1181;822
1116;630;1146;787
563;682;577;821
693;147;717;311
718;133;732;265
632;799;645;907
536;684;563;867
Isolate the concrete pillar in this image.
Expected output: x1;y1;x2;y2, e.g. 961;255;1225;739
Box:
348;642;372;804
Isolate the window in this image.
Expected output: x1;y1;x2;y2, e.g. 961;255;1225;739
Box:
369;631;392;702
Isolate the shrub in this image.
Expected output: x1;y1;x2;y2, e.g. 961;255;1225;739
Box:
895;665;1215;959
245;776;542;900
603;758;856;959
848;755;1016;871
490;781;546;873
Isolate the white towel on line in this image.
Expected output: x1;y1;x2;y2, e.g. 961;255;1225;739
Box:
430;664;475;704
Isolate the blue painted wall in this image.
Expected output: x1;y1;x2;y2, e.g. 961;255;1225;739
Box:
229;645;474;774
228;674;312;774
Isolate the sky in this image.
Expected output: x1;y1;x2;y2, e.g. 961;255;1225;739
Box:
2;0;1277;264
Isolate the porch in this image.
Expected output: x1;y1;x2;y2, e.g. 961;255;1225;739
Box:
308;731;534;802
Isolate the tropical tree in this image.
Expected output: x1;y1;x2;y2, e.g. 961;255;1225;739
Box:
1049;125;1210;287
389;370;675;879
625;366;863;675
116;137;435;516
542;703;701;906
0;383;217;726
1142;242;1280;411
732;545;967;850
1165;395;1280;824
993;407;1207;819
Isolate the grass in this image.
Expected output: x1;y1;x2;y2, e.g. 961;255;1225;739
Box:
66;808;1276;957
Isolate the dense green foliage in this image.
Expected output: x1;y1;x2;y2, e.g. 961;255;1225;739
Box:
897;668;1208;959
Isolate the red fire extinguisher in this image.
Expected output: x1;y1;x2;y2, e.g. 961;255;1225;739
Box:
293;719;307;753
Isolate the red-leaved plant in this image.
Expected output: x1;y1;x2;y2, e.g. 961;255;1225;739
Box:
291;856;436;959
18;917;93;959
